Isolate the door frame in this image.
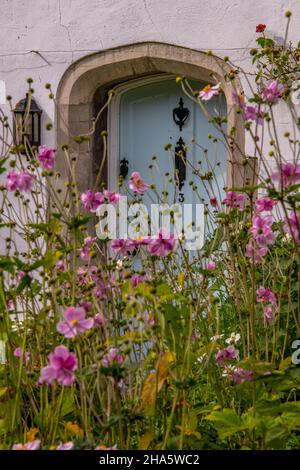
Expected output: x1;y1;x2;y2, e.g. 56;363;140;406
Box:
55;42;246;195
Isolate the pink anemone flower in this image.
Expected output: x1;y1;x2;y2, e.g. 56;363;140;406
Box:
245;240;268;264
263;306;275;325
223;191;245;210
130;273;147;288
207;260;216;271
79;236;97;262
56;442;74;450
223;366;253;384
57;307;94;338
256;286;277;306
38;145;56;170
261;79;284;104
102;348;124;368
13;347;30;364
38;345;77;387
129;171;149;194
81;190;104;212
6;171;35;192
103;190;121;203
111;238;135;255
255;197;276;213
147;228;178;257
12;440;40;450
284;211;300;243
215;346;239;366
271;163;300;188
250;215;275;247
199;83;221;101
94;312;106;327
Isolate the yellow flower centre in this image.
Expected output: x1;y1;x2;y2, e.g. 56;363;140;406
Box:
26;427;39;442
202;84;212;93
64;421;84;438
71;319;78;326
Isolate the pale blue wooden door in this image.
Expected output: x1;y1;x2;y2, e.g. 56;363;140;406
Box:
119;77;227;222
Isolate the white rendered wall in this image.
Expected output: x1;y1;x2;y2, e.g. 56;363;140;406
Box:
0;0;299;187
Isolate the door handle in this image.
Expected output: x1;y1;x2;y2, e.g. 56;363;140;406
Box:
175;137;186;191
120;158;129;179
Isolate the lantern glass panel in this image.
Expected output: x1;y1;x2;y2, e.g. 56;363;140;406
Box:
33;113;39;144
23;113;33;141
15;114;23;144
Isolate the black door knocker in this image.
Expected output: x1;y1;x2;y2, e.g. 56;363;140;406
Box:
173;97;189;131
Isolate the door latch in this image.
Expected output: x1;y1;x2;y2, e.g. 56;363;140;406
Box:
175;137;186;191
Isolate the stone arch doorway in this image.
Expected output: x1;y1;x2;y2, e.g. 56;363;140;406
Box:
56;42;247;194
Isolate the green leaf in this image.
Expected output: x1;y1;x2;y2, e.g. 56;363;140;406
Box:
279;402;300;414
206;408;246;438
156;283;172;296
0;387;8;398
29;250;63;271
265;423;288;448
0;157;8;175
229;184;261;193
60;389;75;417
67;215;90;230
256;399;282;416
28;222;48;231
134;282;153;298
256;37;275;48
16;274;31;294
52;213;62;220
0;257;15;273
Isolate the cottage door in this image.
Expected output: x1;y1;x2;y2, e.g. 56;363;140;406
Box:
116;77;227;245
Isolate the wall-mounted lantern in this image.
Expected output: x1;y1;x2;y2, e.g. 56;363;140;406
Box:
13;93;42;150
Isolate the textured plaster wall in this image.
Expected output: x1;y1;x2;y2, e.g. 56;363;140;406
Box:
0;0;299;149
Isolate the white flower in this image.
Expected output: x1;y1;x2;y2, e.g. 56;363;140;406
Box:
210;334;224;342
225;332;241;345
197;353;207;363
222;365;237;378
283;232;293;243
116;260;123;270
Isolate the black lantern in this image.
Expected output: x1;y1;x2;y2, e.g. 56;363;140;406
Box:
13;93;42;150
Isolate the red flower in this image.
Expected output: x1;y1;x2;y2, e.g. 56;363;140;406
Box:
256;24;266;33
